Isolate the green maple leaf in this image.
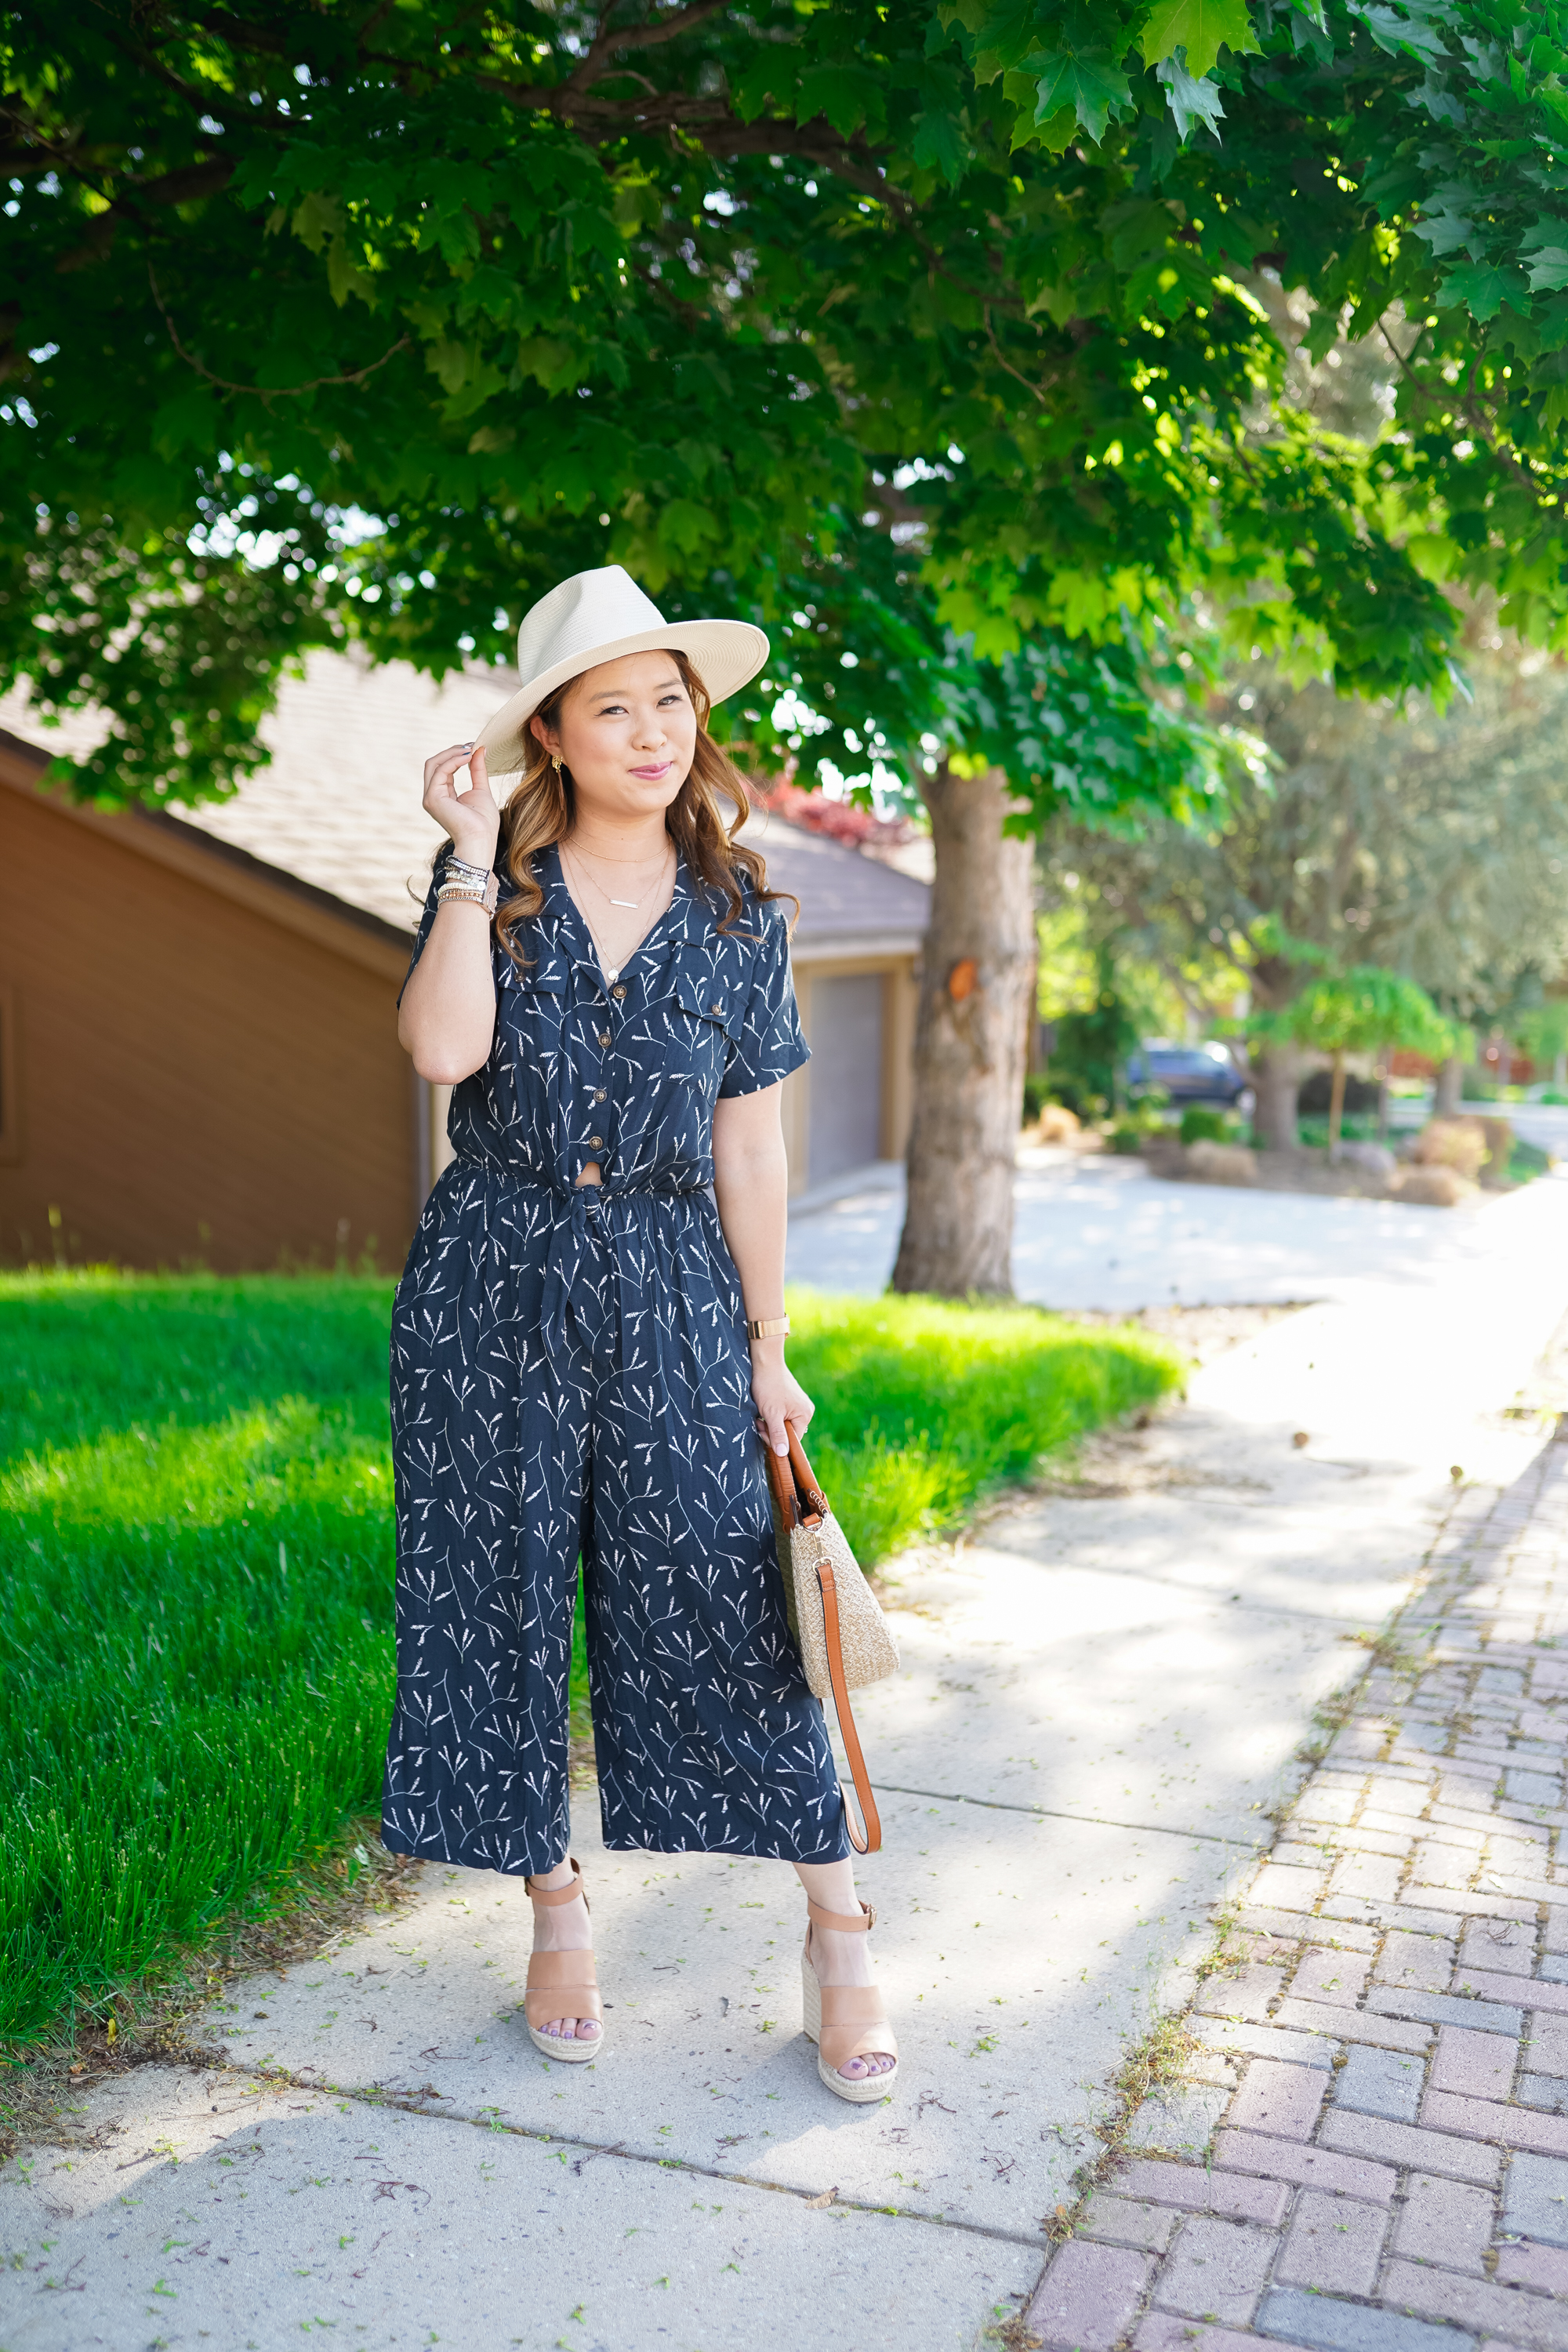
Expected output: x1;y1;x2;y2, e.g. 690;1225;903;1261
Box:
1022;48;1132;143
1438;259;1517;319
1139;0;1260;81
1526;246;1568;293
912;108;968;187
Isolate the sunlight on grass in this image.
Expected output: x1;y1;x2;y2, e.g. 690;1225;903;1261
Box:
788;1288;1184;1562
0;1271;1183;2046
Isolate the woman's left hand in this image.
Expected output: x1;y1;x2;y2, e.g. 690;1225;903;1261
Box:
751;1352;815;1457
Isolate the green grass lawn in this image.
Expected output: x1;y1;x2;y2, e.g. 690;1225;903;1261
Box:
0;1272;1181;2048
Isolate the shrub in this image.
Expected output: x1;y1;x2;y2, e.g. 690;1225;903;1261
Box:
1510;1136;1555;1180
1392;1164;1475;1207
1410;1115;1512;1181
1179;1105;1230;1146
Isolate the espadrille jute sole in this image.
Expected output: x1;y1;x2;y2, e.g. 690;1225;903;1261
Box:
526;2020;601;2063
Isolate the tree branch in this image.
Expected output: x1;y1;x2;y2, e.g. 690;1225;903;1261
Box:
984;303;1045;404
1377;314;1545;502
148;265;409;399
575;0;731;78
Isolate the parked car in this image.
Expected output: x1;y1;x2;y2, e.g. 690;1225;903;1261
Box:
1125;1040;1250;1107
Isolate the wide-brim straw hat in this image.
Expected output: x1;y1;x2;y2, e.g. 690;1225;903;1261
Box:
474;564;769;774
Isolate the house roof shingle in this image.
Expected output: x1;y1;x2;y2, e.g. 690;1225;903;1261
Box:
1;649;928;956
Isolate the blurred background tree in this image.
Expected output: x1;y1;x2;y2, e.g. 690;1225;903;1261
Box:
1246;966;1456;1160
1043;612;1568;1146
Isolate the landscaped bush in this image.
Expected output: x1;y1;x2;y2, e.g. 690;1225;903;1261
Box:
0;1272;1182;2045
1179;1105;1231;1146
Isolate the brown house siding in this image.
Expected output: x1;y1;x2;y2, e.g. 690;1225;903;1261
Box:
0;763;417;1273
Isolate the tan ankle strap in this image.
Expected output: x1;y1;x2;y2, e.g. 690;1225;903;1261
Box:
807;1897;874;1933
526;1857;585;1906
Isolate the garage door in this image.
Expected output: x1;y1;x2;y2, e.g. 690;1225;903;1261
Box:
808;973;884;1185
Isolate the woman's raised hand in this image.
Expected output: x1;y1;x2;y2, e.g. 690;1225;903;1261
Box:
423;742;499;869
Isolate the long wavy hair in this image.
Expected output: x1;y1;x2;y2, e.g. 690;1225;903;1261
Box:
490;650;790;970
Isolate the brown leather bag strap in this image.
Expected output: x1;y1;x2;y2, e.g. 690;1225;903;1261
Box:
786;1424;828;1519
763;1433;799;1526
762;1418;882;1855
816;1559;882;1856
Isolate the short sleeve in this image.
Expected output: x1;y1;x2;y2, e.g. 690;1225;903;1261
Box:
397;842;454;1006
717;897;811;1098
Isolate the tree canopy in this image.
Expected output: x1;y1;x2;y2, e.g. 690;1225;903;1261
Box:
10;2;1568;816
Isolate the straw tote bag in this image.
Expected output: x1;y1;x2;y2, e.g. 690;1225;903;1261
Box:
764;1423;900;1854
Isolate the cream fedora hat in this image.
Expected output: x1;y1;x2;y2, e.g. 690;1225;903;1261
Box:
474;564;769;774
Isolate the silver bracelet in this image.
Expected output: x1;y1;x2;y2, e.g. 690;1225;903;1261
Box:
437;867;499;912
446;855;494;885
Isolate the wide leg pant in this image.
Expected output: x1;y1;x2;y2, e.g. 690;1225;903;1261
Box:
382;1166;849;1875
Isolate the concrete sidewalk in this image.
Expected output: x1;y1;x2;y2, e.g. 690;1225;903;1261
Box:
7;1196;1568;2349
787;1152;1568;1316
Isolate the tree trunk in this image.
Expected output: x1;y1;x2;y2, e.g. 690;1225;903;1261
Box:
891;764;1036;1298
1327;1049;1347;1161
1435;1054;1464;1116
1251;1044;1304;1152
1376;1057;1392;1144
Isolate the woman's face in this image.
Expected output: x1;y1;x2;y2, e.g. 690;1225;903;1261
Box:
530;650;698;825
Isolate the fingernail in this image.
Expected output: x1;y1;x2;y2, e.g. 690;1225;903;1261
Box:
462;741;474;750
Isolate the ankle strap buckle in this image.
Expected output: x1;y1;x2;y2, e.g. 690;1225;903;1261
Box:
806;1897;875;1933
526;1856;585;1906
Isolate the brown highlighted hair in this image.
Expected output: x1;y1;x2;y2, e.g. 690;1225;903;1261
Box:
492;650;789;970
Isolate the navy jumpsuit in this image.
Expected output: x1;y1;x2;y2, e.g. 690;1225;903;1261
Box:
382;842;850;1878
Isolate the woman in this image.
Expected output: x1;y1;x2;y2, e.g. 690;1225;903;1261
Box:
384;564;897;2100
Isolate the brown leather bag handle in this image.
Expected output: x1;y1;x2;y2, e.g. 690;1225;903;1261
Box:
761;1421;882;1855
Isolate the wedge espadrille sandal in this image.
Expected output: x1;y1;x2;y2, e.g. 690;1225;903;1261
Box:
800;1896;898;2103
523;1857;602;2063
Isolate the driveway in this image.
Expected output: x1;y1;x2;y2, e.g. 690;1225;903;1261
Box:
787;1149;1568;1318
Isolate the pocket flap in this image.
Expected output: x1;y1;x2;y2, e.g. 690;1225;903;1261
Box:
672;971;739;1037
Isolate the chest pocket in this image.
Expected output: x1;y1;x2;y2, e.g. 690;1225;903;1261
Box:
672;971;739;1037
666;965;741;1088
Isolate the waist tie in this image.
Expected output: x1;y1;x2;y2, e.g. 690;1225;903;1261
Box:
450;1167;710;1367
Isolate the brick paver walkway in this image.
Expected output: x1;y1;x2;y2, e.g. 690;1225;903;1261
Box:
1025;1422;1568;2352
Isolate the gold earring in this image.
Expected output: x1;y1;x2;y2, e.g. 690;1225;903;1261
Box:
551;753;563;775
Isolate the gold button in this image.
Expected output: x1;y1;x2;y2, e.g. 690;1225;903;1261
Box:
590;1135;603;1148
710;1004;722;1014
611;985;626;1000
598;1031;612;1046
593;1089;606;1103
